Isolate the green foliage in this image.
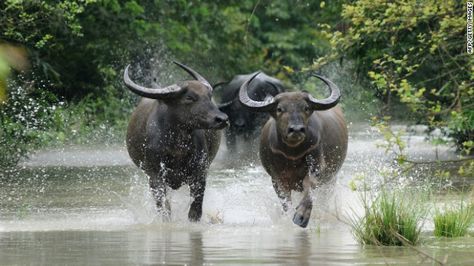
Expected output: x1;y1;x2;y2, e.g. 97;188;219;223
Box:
434;202;474;237
315;0;473;149
0;82;133;167
0;55;8;102
0;0;92;91
1;0;346;98
351;190;424;246
0;81;56;167
44;89;134;146
0;43;29;102
0;0;351;165
371;116;407;164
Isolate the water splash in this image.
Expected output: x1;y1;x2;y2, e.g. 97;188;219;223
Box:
0;123;461;232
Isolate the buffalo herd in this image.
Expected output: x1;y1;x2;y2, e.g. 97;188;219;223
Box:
123;62;347;227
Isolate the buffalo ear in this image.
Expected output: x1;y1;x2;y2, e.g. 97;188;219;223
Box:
217;98;234;112
160;86;189;104
219;104;231;113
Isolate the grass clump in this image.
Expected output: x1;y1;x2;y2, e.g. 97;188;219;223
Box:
434;203;473;237
350;190;424;246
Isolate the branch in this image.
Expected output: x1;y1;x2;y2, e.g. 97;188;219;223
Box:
404;157;474;165
244;0;261;46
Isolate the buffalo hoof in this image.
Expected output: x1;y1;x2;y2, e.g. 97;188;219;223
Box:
292;212;309;228
158;208;171;222
188;209;202;222
157;199;171;221
293;200;312;228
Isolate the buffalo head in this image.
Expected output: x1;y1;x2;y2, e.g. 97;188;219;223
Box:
124;61;228;130
239;72;341;147
215;72;285;152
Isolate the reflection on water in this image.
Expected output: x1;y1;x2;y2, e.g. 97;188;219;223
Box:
0;125;473;264
0;226;473;264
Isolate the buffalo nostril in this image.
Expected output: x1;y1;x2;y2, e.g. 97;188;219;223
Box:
235;119;245;127
288;125;305;134
215;115;228;124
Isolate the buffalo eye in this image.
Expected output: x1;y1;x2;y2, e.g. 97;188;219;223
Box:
304;106;310;112
184;95;197;103
277;107;284;113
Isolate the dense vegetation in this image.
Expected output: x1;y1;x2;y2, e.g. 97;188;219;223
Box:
0;0;472;167
350;190;424;246
315;0;473;151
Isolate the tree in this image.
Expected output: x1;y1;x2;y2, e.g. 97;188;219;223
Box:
315;0;473;151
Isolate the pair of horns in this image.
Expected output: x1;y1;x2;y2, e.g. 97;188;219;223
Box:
216;72;284;109
239;72;341;112
123;61;212;99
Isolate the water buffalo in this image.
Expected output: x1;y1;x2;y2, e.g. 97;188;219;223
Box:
124;61;228;221
239;73;348;228
217;72;285;151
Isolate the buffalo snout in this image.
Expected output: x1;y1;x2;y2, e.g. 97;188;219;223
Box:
234;117;246;128
287;124;305;134
285;124;306;145
212;112;229;129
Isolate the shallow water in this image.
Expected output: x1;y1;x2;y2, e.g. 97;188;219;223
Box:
1;124;473;265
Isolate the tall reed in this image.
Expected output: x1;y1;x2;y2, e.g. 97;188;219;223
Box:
434;202;473;237
350;190;425;246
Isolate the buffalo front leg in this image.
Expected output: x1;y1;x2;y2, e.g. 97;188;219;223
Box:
188;177;206;222
149;176;171;218
293;175;314;228
225;129;237;152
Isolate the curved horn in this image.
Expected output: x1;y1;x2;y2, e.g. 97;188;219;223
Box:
123;65;186;99
212;81;234;108
306;74;341;110
212;81;228;91
239;72;278;112
218;99;234;109
173;61;212;91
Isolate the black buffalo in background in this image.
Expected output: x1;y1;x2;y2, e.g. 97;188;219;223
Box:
216;72;285;152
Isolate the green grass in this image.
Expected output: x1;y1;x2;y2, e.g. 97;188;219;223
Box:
434;203;473;237
350;190;424;246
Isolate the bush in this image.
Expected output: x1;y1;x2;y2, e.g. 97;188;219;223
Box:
0;80;134;167
0;81;56;167
44;88;134;146
350;190;424;246
434;203;473;237
315;0;473;150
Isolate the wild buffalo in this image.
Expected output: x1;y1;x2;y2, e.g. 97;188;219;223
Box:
124;61;228;221
216;72;285;151
239;73;348;228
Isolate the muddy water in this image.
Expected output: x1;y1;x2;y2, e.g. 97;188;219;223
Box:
0;125;473;265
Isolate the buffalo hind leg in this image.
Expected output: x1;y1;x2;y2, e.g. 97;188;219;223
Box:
188;177;206;222
149;176;171;219
272;180;292;212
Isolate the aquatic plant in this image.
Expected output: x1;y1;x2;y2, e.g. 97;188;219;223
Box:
434;203;474;238
350;190;424;246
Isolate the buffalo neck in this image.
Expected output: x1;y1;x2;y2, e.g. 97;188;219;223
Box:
268;121;319;161
155;103;194;145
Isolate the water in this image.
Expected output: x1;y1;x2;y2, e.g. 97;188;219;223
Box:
0;124;473;265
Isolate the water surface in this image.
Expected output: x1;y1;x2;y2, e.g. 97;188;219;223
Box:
1;125;473;265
